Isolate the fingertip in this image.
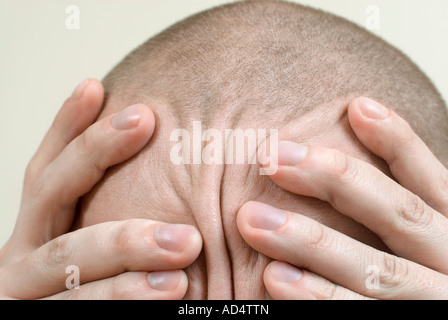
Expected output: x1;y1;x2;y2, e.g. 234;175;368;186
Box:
129;103;156;148
109;103;155;143
263;261;303;299
236;201;258;226
147;270;189;299
264;261;303;285
141;103;156;139
351;97;413;134
188;226;203;258
153;223;203;264
146;270;188;294
111;104;144;130
36;79;106;166
347;97;367;125
348;97;390;122
82;78;105;108
62;78;104;129
236;201;261;242
347;97;392;148
348;97;416;154
236;201;289;253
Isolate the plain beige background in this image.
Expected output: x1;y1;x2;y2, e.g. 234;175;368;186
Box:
1;0;447;247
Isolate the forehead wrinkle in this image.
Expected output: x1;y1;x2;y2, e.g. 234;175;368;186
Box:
277;93;391;175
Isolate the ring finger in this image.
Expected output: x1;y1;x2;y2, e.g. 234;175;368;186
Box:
268;142;448;273
45;271;188;300
0;219;202;299
237;201;448;300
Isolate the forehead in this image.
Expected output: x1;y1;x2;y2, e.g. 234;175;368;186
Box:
74;94;390;294
83;90;390;227
146;94;386;220
215;96;389;247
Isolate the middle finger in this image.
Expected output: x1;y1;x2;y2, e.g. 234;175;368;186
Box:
267;142;448;273
237;201;448;299
0;219;202;299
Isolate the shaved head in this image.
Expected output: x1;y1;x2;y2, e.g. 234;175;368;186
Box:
102;0;448;162
75;0;448;298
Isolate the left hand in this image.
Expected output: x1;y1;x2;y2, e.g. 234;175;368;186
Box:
0;79;201;300
237;97;448;299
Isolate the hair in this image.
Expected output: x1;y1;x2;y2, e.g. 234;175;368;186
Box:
102;0;448;164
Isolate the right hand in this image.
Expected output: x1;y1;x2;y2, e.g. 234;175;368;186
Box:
0;79;202;299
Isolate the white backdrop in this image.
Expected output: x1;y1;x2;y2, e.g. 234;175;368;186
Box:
1;0;447;246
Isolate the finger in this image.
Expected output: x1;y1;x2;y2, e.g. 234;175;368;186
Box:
237;201;448;299
268;142;448;273
1;220;202;299
264;261;368;300
16;103;155;244
44;271;188;300
27;79;104;178
348;97;448;214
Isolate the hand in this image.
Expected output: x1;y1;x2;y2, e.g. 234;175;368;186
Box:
237;97;448;299
0;79;202;299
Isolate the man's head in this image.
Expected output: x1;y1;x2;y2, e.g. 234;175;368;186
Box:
74;0;448;299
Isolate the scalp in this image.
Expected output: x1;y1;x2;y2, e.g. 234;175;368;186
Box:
102;0;448;164
83;0;448;298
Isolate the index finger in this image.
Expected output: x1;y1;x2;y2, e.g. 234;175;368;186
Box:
348;97;448;215
14;104;155;246
27;79;104;178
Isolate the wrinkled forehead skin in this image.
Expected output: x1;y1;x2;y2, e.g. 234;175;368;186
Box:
71;0;448;299
73;93;391;299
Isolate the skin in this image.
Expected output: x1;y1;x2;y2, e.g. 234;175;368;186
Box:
1;80;447;299
75;0;448;298
74;92;389;299
238;97;448;299
0;79;202;299
73;81;448;298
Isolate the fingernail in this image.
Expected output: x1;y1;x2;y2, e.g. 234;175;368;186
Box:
147;271;184;291
270;261;302;283
277;141;308;166
358;97;389;120
154;224;196;252
247;202;287;231
71;79;90;100
111;104;142;130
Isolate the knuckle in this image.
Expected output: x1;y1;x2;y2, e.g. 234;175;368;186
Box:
63;287;81;300
327;150;356;181
24;162;39;184
322;150;360;206
314;279;338;300
113;221;136;254
77;130;105;175
112;220;152;257
397;122;416;148
110;277;131;300
45;235;71;268
377;253;410;291
304;222;333;250
397;193;433;231
77;129;94;154
24;165;47;199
